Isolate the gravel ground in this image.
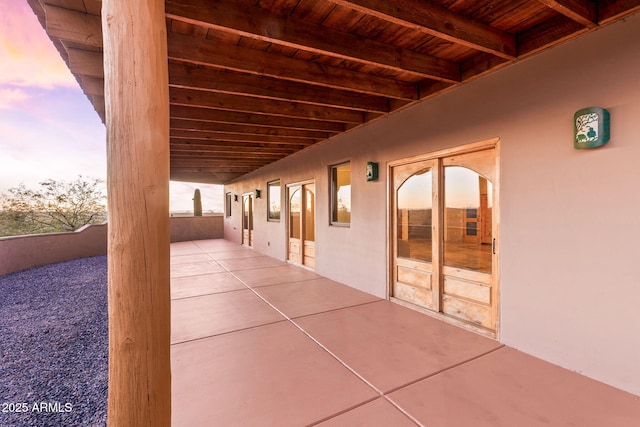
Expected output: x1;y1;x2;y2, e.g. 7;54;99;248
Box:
0;256;108;427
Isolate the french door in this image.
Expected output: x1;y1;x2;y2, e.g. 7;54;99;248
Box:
287;182;315;269
391;145;498;334
242;193;253;247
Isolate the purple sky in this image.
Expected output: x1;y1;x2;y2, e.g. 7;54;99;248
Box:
0;1;222;213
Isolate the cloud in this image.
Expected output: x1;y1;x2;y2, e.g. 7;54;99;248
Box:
0;87;29;109
0;87;106;193
0;1;77;89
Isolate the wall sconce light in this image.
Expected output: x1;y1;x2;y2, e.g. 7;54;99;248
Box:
366;161;379;181
233;194;238;202
574;106;610;149
255;189;261;199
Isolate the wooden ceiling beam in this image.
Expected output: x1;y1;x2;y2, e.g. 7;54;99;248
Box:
170;153;283;167
170;118;332;140
326;0;516;59
170;172;242;184
538;0;597;28
171;144;297;156
169;87;364;124
517;15;586;57
167;32;418;100
171;167;266;174
171;167;258;174
171;157;274;164
66;47;103;78
170;139;309;151
170;130;317;145
170;140;313;150
460;53;510;81
168;63;391;113
165;0;460;83
171;160;285;168
171;160;271;169
171;153;284;161
44;4;102;48
170;105;347;133
599;1;640;24
79;75;104;97
171;157;286;165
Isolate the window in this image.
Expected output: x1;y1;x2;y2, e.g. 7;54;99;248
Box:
331;162;351;224
225;192;232;218
267;180;281;221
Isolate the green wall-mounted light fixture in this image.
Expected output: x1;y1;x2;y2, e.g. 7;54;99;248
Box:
366;162;378;181
255;189;261;199
574;106;610;149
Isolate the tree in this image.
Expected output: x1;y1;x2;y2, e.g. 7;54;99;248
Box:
0;176;107;237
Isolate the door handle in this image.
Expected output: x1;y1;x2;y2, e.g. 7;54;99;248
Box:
492;238;496;255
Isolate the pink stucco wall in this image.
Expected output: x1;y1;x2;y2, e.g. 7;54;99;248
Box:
224;14;640;396
0;223;108;276
0;216;223;276
170;215;224;242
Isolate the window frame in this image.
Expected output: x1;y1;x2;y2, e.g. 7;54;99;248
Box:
225;192;232;218
330;161;351;226
267;179;281;222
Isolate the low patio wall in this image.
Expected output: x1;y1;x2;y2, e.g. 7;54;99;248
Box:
0;215;223;276
169;215;223;242
0;223;108;276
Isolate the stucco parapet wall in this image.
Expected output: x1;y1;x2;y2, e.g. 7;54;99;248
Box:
0;222;108;276
0;216;223;276
169;214;224;242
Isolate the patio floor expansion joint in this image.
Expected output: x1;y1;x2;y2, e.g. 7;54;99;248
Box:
220;259;512;427
170;318;289;346
170;285;250;301
383;344;506;396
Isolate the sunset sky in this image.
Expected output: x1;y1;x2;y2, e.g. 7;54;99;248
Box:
0;0;223;213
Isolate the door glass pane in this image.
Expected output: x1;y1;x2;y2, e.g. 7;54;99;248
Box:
267;180;281;221
248;196;253;231
289;188;301;239
243;197;249;230
304;186;315;241
331;163;351;224
396;168;432;262
444;166;492;273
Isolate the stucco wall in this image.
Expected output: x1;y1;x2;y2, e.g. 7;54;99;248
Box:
1;216;224;276
225;14;640;395
0;223;108;276
170;215;224;242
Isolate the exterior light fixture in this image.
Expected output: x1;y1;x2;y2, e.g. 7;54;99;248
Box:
233;194;238;202
255;189;261;198
366;162;379;181
574;107;610;149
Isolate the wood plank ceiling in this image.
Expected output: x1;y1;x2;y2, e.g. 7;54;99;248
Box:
27;0;640;184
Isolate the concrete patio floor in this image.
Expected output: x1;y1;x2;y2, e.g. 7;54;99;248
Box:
170;239;640;426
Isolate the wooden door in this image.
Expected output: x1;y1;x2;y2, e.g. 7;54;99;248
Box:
442;149;496;331
288;186;302;263
242;194;253;247
391;159;440;311
391;148;498;333
302;184;316;268
288;183;315;268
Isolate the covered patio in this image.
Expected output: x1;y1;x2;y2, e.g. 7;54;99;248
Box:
169;239;640;426
22;0;640;423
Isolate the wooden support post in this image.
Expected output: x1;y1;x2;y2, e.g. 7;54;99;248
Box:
102;0;171;425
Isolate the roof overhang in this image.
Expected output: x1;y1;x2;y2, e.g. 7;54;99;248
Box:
26;0;640;184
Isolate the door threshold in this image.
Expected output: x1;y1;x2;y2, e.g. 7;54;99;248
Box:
389;297;497;340
286;260;315;272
